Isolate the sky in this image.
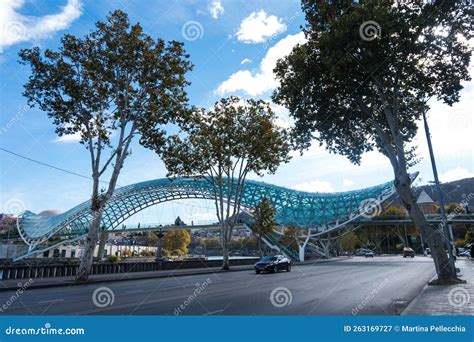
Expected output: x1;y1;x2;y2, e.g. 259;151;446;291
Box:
0;0;473;225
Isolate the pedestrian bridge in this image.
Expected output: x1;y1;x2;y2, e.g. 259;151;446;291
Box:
17;175;405;252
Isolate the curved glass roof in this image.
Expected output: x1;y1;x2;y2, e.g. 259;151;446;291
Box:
18;175;409;246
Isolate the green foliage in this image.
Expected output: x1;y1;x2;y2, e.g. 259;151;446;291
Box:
465;229;472;244
252;198;276;237
157;96;291;179
447;203;466;215
108;255;121;263
121;249;132;258
273;0;471;165
19;10;192;155
382;206;407;218
163;229;191;256
203;238;221;249
340;232;358;251
244;236;258;250
145;232;158;246
281;225;299;251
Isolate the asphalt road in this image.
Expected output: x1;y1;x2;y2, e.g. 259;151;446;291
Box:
0;256;436;315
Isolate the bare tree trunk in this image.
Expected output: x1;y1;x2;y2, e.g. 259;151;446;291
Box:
97;231;108;260
258;231;263;257
222;222;230;271
394;170;456;282
76;209;102;281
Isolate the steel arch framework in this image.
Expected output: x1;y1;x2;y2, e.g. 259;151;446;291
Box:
18;176;403;249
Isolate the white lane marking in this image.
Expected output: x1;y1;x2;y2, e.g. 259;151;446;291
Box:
203;309;225;315
37;299;64;304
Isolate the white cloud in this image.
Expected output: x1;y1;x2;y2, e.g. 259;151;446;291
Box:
217;32;306;96
52;132;81;143
236;10;287;44
343;179;355;188
0;0;82;50
440;167;474;183
413;83;473;157
240;58;251;65
293;180;334;193
208;0;224;19
270;102;294;129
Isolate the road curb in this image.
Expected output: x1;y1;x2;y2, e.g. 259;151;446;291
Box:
293;256;351;266
0;266;254;292
400;273;437;315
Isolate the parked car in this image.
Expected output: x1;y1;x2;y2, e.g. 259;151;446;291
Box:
364;250;375;258
254;255;291;274
403;247;415;258
356;249;373;256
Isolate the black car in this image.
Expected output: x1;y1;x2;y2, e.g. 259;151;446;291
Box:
254;255;291;274
403;247;415;258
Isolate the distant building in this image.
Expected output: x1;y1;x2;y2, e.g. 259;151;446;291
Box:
417;190;438;215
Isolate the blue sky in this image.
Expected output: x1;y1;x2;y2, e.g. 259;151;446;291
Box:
0;0;473;225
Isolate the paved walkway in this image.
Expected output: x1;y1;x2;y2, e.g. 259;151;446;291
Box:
402;258;474;315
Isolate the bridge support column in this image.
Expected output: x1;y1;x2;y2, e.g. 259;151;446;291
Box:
320;240;331;258
298;228;311;262
97;231;108;260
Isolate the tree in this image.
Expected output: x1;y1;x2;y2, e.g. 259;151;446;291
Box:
145;232;158;247
19;10;192;281
340;232;358;252
273;0;471;282
281;225;300;252
147;96;290;270
252;198;276;256
204;238;221;249
465;229;472;245
162;229;191;256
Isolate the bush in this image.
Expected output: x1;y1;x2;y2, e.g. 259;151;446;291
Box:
108;255;120;263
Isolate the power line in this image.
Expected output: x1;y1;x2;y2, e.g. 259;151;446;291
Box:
0;147;109;184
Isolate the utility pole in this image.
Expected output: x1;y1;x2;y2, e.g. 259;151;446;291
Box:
422;110;456;272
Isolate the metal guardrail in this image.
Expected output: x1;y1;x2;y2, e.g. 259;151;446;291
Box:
0;258;259;280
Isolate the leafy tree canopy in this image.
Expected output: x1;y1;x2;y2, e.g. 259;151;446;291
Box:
273;0;471;165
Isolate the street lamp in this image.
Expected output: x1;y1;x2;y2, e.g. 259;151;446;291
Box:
422;110;456;272
155;228;165;261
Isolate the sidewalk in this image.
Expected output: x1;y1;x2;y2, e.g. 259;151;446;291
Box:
402;258;474;315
